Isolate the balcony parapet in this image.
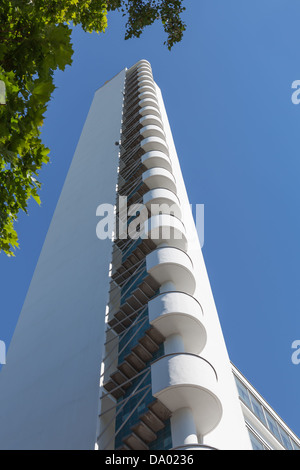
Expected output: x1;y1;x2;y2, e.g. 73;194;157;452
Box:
138;79;156;92
143;188;181;218
148;292;206;355
140;125;165;141
139;106;160;120
139;114;164;130
139;84;157;96
139;90;158;102
139;97;160;112
137;70;153;80
151;353;222;436
142;151;172;173
171;444;218;451
142;214;187;252
141;136;169;155
142;167;176;193
146;246;195;295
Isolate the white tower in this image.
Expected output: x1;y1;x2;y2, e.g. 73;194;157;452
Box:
0;60;252;450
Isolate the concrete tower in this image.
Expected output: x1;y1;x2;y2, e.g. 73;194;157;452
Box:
0;60;252;450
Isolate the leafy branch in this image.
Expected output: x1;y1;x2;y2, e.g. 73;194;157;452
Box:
0;0;186;256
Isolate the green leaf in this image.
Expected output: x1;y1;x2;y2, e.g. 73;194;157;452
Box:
0;0;185;256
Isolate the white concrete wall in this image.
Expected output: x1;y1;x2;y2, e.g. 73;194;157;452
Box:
0;70;126;450
155;84;252;450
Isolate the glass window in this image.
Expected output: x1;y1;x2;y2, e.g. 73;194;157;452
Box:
278;426;293;450
137;403;146;414
149;419;172;450
234;376;251;409
292;440;300;451
264;410;281;442
164;436;172;448
249;393;267;426
248;430;266;450
122;412;130;421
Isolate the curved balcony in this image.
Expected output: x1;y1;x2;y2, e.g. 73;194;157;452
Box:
139;93;158;106
151;353;222;436
137;62;152;71
137;67;152;77
139;84;157;96
138;79;156;92
141;137;169;156
137;66;152;74
142;151;172;173
137;71;153;81
148;292;206;354
140;125;165;141
142;167;176;193
139;97;160;112
139;90;158;102
137;75;154;86
171;445;217;451
139;105;161;119
143;188;181;218
136;59;151;68
146;246;195;295
139;114;164;130
137;59;152;67
143;214;187;251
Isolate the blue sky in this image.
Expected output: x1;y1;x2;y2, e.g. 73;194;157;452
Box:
1;1;300;437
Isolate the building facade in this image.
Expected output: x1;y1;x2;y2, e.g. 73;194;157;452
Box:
0;60;297;450
232;365;300;451
96;60;251;451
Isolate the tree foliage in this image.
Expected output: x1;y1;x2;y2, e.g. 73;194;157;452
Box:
0;0;186;256
108;1;186;50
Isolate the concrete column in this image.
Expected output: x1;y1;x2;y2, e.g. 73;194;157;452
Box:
164;334;185;355
159;281;175;293
170;408;198;448
159;281;183;355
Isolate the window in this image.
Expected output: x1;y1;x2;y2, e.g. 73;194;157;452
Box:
292;440;300;451
137;403;146;414
249;393;267;426
233;374;300;450
234;376;251;409
278;426;293;450
164;436;172;448
248;430;266;450
265;410;281;442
